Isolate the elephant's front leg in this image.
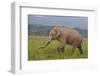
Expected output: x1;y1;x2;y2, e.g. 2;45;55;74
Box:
57;41;66;54
57;46;65;54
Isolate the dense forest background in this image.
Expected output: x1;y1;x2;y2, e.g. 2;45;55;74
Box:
28;24;88;38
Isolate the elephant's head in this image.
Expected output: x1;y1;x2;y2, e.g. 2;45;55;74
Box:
39;26;62;49
49;27;61;40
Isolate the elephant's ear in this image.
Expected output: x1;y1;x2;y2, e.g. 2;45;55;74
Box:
56;29;61;37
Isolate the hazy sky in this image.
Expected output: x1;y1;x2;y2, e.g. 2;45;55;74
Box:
28;15;88;29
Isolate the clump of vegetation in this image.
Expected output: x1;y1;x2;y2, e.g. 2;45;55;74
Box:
28;36;88;61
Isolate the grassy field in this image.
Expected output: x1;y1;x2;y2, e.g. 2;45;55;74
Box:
28;36;88;61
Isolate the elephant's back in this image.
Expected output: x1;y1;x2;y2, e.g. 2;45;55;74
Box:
63;27;81;46
62;27;80;36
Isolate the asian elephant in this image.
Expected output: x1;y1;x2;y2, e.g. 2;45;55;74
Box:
40;26;83;54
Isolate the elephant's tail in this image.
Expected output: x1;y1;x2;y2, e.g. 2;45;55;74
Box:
78;39;82;47
80;39;83;46
81;39;82;44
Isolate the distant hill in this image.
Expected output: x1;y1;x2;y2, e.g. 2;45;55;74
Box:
28;24;88;38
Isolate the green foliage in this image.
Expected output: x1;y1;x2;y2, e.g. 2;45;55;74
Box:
28;36;88;61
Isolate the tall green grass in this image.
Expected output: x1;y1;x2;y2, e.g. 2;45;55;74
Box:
28;36;88;61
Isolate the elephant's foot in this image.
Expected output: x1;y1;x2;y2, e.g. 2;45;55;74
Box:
57;47;64;54
61;47;65;53
57;47;60;54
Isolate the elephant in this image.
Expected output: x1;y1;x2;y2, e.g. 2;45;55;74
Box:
40;26;83;54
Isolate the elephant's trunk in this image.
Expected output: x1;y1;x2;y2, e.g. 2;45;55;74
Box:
39;31;54;49
39;36;52;49
39;40;51;49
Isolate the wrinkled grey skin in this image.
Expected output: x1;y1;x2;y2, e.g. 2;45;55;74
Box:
40;26;83;54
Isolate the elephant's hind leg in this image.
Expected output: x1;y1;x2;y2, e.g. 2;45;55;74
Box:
78;45;83;54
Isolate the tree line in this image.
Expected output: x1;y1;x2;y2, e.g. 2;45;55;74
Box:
28;24;88;38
